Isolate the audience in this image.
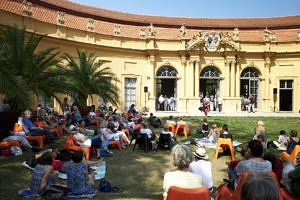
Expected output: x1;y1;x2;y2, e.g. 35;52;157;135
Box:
22;110;55;143
286;130;299;154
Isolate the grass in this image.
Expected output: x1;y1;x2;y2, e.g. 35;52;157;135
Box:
1;116;300;200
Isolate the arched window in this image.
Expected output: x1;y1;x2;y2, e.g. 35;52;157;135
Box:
156;66;178;79
240;67;259;79
200;66;220;79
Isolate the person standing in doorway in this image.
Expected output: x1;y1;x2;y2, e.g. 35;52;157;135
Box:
158;95;164;111
217;96;222;112
248;95;255;113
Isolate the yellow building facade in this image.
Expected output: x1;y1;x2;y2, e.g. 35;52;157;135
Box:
1;0;300;113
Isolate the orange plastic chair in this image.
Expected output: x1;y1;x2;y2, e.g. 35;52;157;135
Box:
281;145;300;165
13;123;24;132
215;138;235;160
108;140;122;150
280;188;300;200
167;123;176;135
215;172;281;200
174;123;190;138
25;135;46;148
166;186;211;200
0;140;21;149
64;134;92;160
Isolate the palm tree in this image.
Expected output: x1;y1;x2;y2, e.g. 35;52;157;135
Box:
63;49;120;107
0;26;67;111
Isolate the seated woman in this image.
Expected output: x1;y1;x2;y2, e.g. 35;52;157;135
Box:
286;130;299;154
163;144;203;198
19;151;58;197
101;123;126;149
219;124;233;154
207;124;219;143
234;140;272;187
64;151;97;197
72;120;109;158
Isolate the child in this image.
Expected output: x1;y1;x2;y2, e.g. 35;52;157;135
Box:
281;158;295;190
273;130;288;150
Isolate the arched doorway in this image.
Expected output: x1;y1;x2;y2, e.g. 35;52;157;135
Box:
156;66;178;111
200;66;220;111
240;67;260;111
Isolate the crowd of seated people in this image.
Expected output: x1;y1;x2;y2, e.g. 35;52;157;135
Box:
2;101;300;199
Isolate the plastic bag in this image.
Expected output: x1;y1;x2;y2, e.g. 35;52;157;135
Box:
10;146;22;156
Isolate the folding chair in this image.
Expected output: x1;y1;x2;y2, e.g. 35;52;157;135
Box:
174;123;189;138
156;133;173;151
215;138;235;160
64;134;93;160
215;172;280;200
281;145;300;165
166;186;211;200
133;133;151;152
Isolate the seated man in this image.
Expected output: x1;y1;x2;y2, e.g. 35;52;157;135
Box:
22;110;55;143
148;113;162;128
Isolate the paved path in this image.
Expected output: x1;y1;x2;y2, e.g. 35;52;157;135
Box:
151;111;300;117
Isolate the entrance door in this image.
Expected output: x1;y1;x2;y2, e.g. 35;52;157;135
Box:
199;66;220;111
279;80;293;111
240;68;259;111
156;66;178;111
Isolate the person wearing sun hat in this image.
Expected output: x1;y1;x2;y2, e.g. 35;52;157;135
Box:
189;147;213;192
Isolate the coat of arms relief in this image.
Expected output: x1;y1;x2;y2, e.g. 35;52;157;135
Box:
186;30;239;51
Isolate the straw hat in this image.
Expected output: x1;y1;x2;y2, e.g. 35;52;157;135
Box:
193;147;209;160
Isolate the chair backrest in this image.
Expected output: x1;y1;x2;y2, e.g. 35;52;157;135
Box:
64;134;80;151
166;186;211;200
217;138;232;145
290;145;300;164
13;123;24;132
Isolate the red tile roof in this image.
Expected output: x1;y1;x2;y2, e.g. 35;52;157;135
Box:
1;0;299;42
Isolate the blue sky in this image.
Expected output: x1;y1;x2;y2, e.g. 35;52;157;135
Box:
71;0;300;18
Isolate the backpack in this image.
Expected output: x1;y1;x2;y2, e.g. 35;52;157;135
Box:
99;179;112;192
99;179;121;193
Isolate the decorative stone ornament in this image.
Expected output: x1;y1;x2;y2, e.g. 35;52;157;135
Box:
233;27;240;41
180;24;187;38
205;32;221;52
264;27;276;42
57;11;65;25
87;18;94;31
148;23;156;38
139;27;146;38
22;0;32;16
113;24;121;36
186;31;239;51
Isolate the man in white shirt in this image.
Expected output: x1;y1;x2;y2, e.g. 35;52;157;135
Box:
189;147;213;192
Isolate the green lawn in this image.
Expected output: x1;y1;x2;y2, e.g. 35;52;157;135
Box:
1;116;299;200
